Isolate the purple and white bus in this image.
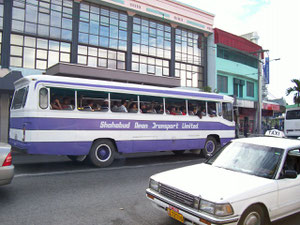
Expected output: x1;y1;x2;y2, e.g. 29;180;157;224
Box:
9;75;235;167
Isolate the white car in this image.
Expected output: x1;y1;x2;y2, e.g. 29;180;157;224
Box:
146;137;300;225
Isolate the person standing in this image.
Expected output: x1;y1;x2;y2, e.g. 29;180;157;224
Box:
244;117;249;137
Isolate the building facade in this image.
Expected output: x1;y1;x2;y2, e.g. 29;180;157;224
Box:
0;0;215;141
209;28;263;135
0;0;215;88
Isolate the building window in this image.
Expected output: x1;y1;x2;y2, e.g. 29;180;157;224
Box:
131;15;171;77
77;45;125;70
132;15;171;60
175;27;203;88
0;0;3;30
175;62;202;88
217;75;228;93
10;34;71;69
217;47;258;69
132;54;169;76
234;78;245;98
78;2;127;51
12;0;73;41
175;28;202;65
247;81;254;97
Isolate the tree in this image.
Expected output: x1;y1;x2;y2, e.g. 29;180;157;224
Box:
286;79;300;106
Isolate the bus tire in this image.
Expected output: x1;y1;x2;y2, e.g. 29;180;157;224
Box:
172;150;185;155
88;139;116;167
202;136;218;158
67;155;87;163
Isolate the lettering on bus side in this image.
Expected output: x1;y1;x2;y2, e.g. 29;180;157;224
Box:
98;121;205;130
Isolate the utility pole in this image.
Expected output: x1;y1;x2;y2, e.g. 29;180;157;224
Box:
252;49;269;135
257;52;263;135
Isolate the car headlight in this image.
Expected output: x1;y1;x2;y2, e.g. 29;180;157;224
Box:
215;204;234;216
149;179;159;192
200;199;233;217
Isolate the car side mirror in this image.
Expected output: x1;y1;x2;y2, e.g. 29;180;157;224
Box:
284;170;298;179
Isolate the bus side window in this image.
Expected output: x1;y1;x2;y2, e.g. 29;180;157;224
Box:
77;90;108;112
207;102;217;117
50;88;75;110
39;88;48;109
11;86;29;110
165;98;186;115
110;93;137;113
140;96;163;114
188;100;206;118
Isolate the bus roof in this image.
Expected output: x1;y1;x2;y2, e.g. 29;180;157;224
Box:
16;75;233;102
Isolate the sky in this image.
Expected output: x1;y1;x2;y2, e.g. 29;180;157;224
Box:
178;0;300;105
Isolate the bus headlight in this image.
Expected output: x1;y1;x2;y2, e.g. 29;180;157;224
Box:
200;199;233;216
149;179;159;192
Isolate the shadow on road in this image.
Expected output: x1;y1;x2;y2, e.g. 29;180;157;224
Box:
13;151;203;175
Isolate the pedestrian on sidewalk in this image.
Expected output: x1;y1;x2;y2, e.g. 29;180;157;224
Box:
244;117;249;138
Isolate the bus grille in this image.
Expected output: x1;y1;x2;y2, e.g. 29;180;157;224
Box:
160;184;195;208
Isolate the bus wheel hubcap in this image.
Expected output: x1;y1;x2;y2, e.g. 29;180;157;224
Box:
206;141;215;154
96;144;111;162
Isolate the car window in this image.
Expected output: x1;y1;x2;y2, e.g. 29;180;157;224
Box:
281;149;300;177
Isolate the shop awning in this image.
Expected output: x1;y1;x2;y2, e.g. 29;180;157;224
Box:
214;28;264;58
262;102;280;111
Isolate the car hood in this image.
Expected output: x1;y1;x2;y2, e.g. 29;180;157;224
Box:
151;163;276;203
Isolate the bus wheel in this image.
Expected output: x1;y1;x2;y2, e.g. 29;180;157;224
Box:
172;150;185;155
88;140;116;167
67;155;87;163
202;137;218;158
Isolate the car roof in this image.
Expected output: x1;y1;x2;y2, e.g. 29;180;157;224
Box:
232;137;300;150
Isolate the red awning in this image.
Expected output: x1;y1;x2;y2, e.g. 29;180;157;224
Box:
214;28;264;59
262;103;280;111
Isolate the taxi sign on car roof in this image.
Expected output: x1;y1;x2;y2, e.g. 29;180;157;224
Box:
265;129;285;138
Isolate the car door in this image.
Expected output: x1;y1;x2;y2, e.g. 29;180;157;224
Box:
276;149;300;218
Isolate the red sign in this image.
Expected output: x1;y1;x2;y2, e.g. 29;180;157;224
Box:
262;103;280;111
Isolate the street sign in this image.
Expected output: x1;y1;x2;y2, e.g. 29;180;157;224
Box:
264;57;270;84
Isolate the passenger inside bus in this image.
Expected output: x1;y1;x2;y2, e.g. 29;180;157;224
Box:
119;99;128;112
208;102;217;117
129;102;138;113
83;100;95;111
51;96;63;110
101;99;109;112
62;97;74;110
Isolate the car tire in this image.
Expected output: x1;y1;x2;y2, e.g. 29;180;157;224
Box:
172;150;185;155
67;155;87;163
88;139;116;167
238;205;270;225
202;136;218;158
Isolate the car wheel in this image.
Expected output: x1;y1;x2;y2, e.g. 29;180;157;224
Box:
67;155;87;163
202;136;218;158
88;140;116;167
172;150;185;155
238;205;269;225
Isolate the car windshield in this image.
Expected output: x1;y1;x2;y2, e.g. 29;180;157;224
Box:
207;142;284;179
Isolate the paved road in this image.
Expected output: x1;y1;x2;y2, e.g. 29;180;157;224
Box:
0;152;299;225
